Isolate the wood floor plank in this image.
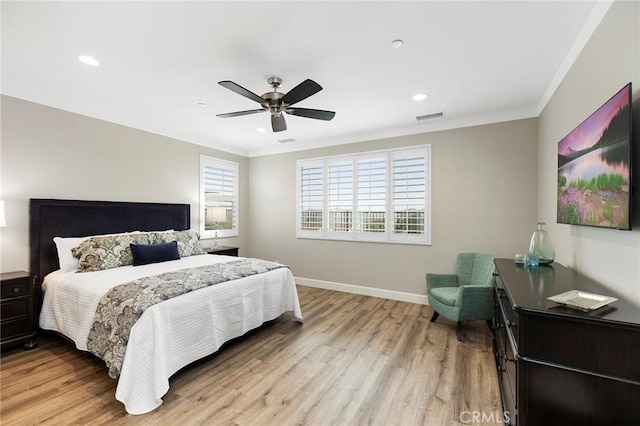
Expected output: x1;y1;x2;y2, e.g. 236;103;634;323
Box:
0;285;500;425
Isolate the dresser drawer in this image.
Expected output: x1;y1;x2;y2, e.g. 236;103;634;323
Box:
497;288;518;354
1;280;32;299
495;286;518;424
1;298;31;320
1;316;31;340
1;272;38;351
522;313;640;381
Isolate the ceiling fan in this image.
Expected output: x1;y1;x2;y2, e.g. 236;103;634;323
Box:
216;77;335;132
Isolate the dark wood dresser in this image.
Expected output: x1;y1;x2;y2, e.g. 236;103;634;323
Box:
1;271;38;352
492;258;640;425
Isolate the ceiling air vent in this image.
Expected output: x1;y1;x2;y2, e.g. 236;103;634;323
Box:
278;138;297;143
416;112;445;122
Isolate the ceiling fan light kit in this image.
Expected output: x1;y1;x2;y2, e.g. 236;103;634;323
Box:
217;77;335;132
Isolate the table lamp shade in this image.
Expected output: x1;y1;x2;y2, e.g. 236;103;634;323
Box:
206;206;226;223
0;201;6;227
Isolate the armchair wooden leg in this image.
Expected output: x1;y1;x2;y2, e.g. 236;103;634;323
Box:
430;311;440;323
456;321;463;341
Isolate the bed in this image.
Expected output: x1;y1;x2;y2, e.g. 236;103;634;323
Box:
30;199;302;415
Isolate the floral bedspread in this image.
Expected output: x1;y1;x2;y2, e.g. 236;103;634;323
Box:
87;258;287;378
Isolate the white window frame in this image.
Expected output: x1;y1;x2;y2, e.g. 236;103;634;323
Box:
200;156;239;239
296;145;431;245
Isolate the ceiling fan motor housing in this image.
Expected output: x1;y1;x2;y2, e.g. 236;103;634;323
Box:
261;91;285;116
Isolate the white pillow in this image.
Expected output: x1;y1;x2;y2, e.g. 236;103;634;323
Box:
53;236;88;272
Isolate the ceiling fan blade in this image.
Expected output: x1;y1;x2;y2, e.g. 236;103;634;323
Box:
287;108;335;121
218;81;265;104
281;79;322;106
216;109;266;118
271;114;287;132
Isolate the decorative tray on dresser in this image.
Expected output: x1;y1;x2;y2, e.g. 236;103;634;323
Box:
492;258;640;425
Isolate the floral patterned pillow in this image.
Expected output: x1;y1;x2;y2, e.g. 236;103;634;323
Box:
72;233;151;272
149;230;205;257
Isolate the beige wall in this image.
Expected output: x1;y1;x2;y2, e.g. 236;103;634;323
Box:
249;119;539;296
538;0;640;304
0;96;249;272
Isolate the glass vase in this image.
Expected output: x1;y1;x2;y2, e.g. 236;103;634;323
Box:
528;221;555;264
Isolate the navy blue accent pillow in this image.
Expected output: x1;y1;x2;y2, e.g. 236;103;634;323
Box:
131;241;180;266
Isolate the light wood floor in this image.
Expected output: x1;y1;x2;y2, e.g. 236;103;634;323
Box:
0;285;501;425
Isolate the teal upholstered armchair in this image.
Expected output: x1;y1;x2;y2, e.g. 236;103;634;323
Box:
426;253;496;341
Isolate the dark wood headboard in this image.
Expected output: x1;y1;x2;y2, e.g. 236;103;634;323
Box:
29;199;190;326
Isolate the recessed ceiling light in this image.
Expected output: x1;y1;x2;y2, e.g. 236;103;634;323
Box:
78;55;100;66
391;39;403;48
412;93;428;101
256;127;266;133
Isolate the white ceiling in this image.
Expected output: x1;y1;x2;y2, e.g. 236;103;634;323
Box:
2;1;606;157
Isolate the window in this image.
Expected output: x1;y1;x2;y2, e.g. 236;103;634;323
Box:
296;146;430;245
200;156;239;239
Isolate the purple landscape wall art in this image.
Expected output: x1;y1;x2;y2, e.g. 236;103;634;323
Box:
557;83;632;229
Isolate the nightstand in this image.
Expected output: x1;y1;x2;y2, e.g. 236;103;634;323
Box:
207;246;239;257
1;271;38;351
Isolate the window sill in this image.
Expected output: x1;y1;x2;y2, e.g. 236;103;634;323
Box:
296;235;431;246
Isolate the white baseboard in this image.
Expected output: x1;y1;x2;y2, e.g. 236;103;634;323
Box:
294;276;429;305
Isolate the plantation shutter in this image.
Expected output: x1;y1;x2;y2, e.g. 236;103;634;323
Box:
201;157;238;238
391;149;428;242
298;161;324;236
356;155;387;238
327;159;354;234
296;146;430;245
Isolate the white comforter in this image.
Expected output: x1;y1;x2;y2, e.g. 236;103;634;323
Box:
39;254;303;415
